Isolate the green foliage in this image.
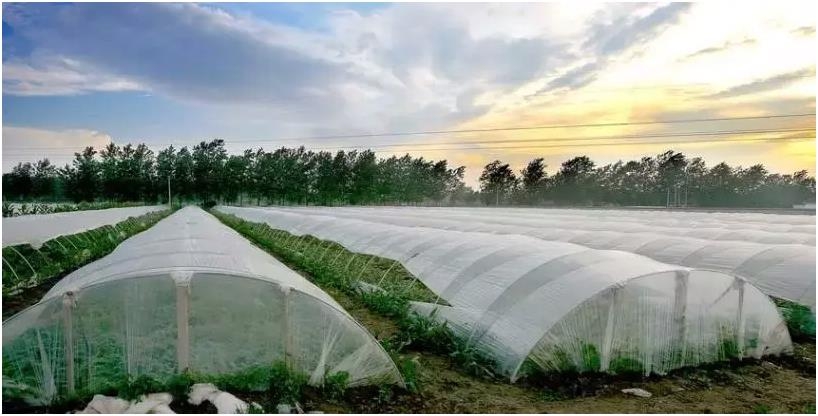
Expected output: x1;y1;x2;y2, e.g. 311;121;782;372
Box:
164;372;196;403
267;362;308;405
322;371;350;401
539;389;566;402
608;357;645;375
580;343;601;372
395;356;420;393
200;200;218;210
116;374;164;401
360;290;409;319
1;210;171;296
776;299;815;340
753;404;772;414
394;313;453;355
9;136;808;207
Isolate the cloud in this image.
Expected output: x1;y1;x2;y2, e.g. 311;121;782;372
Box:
3;54;142;96
684;38;756;60
582;2;692;57
534;62;602;95
792;26;816;36
2;3;586;136
2;126;112;171
534;3;691;95
709;67;815;98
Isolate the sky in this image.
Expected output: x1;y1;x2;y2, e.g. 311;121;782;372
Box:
2;2;816;187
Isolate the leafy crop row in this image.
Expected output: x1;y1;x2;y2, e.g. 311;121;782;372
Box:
2;201;148;218
2;209;171;297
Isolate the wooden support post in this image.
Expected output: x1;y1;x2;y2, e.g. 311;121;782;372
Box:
175;279;191;373
736;278;746;360
281;285;294;369
62;292;76;395
600;286;619;372
672;271;689;367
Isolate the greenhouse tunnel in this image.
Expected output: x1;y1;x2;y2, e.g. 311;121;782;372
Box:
3;205;168;248
276;206;816;245
264;206;817;309
2;206;402;404
217;206;794;382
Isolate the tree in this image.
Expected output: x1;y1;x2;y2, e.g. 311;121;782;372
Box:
552;156;596;204
32;159;58;199
520;158;547;205
192;139;227;202
479;160;517;205
7;162;34;200
64;147;100;202
156;145;177;204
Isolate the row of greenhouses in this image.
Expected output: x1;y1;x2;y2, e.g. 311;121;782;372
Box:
2;205;803;404
2;205;166;248
3;207;401;404
217;206;793;381
264;206;817;309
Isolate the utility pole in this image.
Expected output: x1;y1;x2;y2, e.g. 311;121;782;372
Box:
168;176;172;208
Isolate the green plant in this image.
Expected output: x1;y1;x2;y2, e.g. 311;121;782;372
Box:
776;300;815;340
539;389;566;402
165;372;196;403
580;343;601;372
116;374;164;401
608;357;645;375
322;371;350;401
267;362;308;405
360;290;409;318
2;209;172;297
753;404;772;414
396;355;420;393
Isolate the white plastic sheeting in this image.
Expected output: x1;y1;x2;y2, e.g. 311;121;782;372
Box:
2;207;401;404
264;207;817;309
274;206;816;245
3;206;168;248
217;206;793;381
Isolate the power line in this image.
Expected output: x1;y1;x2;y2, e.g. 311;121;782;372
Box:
222;112;818;143
9;126;810;154
5;134;813;158
364;134;815;153
336;127;815;150
3;112;816;151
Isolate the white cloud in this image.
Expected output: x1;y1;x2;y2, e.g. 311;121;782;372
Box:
2;126;112;171
3;54;142;96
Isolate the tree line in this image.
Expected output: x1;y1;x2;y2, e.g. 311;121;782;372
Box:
2;140;466;206
479;150;815;208
3;141;814;208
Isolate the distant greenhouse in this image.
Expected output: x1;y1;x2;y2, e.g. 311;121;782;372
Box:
262;206;817;309
2;206;168;248
2;207;402;404
217;206;793;381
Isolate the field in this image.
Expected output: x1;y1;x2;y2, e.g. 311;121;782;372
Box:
2;205;815;413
